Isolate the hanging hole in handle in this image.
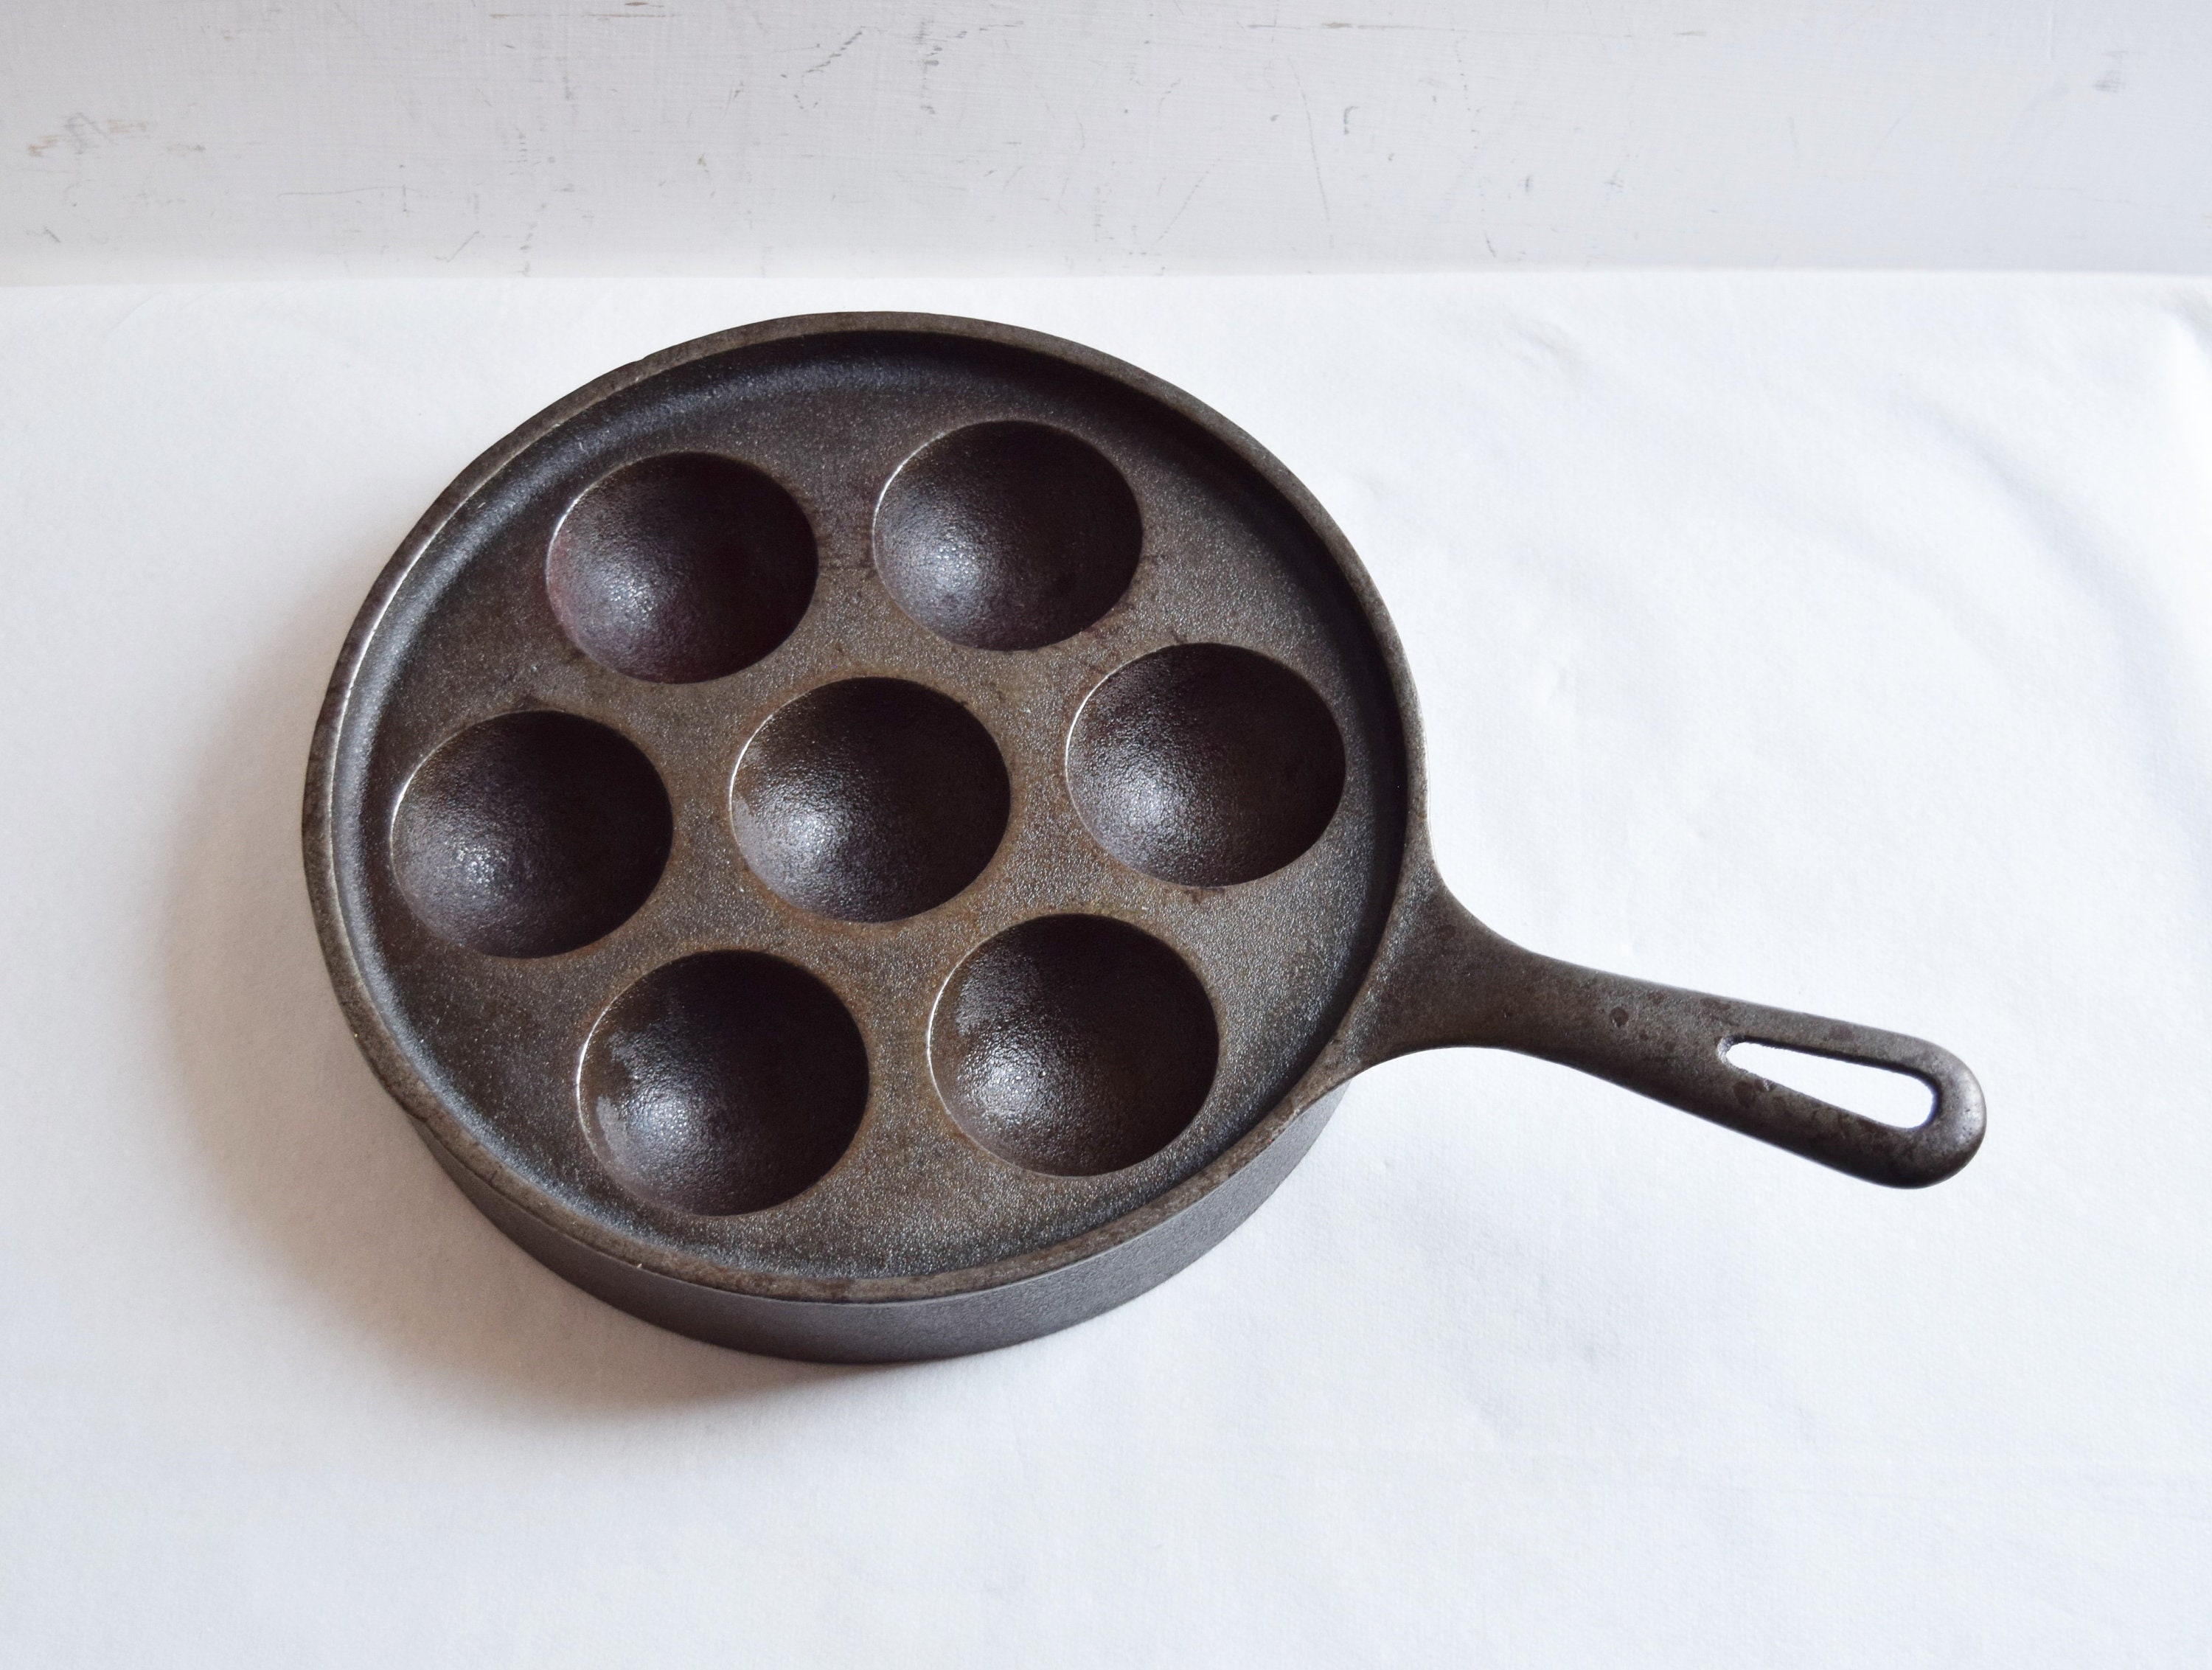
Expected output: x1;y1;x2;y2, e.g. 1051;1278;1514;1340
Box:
1724;1041;1936;1130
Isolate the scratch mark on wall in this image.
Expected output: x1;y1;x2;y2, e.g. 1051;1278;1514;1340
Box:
1871;104;1914;162
805;29;866;76
1149;161;1215;252
27;114;149;159
1290;66;1332;231
1242;20;1463;32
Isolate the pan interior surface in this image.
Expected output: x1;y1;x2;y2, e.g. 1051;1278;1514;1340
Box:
321;321;1406;1287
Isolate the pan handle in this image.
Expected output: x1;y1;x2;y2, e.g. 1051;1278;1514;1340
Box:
1353;883;1985;1187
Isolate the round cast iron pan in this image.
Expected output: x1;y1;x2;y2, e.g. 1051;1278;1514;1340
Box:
305;313;1984;1362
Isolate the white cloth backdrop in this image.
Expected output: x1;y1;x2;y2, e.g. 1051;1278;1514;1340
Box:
1;275;2205;1665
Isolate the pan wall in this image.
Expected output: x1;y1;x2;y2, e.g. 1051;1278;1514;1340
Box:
417;1088;1349;1362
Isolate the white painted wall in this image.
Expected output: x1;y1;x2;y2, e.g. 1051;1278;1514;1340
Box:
7;1;2210;281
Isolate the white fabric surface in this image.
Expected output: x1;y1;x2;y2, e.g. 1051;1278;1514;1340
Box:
1;275;2206;1665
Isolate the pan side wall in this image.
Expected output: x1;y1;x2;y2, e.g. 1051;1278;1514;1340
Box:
414;1087;1349;1363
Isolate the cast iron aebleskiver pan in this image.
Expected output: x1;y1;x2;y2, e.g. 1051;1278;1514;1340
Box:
305;313;1985;1363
